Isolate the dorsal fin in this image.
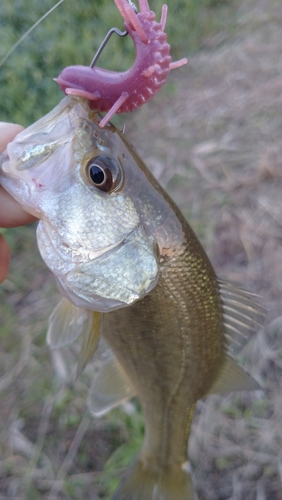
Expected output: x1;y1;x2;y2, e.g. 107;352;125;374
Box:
204;279;264;395
218;278;265;345
88;353;136;417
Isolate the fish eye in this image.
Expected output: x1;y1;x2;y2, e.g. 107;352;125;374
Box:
89;163;112;192
86;156;117;192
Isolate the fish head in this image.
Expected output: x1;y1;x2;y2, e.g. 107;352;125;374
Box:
0;96;171;312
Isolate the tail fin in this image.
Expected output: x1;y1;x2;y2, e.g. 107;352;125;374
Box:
113;457;194;500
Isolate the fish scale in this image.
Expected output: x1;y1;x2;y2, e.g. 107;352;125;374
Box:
102;243;225;497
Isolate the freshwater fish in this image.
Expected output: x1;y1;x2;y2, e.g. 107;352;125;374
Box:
0;95;262;500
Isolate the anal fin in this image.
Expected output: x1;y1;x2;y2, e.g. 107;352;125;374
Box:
207;354;261;396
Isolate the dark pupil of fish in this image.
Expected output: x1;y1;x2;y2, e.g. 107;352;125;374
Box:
89;165;105;185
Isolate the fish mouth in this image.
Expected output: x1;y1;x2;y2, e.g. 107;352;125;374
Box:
0;168;42;219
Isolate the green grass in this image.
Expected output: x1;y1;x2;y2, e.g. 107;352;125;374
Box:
0;0;238;126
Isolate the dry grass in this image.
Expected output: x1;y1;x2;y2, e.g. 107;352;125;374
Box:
2;0;282;498
128;0;282;498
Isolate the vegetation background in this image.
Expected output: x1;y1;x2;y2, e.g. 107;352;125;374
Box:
1;0;282;498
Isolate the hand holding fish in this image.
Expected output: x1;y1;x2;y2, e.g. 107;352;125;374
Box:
0;122;37;282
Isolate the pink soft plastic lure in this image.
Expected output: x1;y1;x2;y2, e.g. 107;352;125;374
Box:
54;0;187;127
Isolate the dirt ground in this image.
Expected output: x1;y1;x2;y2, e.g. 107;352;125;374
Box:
1;0;282;498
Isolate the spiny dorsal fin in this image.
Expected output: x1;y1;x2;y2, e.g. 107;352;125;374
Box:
218;278;265;344
207;354;260;395
88;354;136;417
47;297;93;347
76;311;101;377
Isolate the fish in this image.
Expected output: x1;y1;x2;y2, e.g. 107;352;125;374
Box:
0;95;263;500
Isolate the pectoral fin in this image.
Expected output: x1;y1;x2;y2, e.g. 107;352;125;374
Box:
47;297;93;347
207;354;260;395
89;354;136;417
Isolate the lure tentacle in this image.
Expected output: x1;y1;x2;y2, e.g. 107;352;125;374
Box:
64;88;100;101
139;0;150;13
160;4;168;31
114;0;148;42
99;92;129;128
55;0;187;127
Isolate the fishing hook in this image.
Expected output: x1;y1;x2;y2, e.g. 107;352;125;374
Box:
90;28;128;68
90;0;139;68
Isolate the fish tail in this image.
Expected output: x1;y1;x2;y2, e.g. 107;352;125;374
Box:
113;456;194;500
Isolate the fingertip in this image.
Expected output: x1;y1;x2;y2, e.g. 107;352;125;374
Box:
0;234;10;283
0;186;38;227
0;122;24;153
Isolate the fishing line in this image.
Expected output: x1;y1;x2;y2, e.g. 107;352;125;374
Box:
0;0;65;68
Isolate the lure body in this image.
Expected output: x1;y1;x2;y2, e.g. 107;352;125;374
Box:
55;0;187;127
